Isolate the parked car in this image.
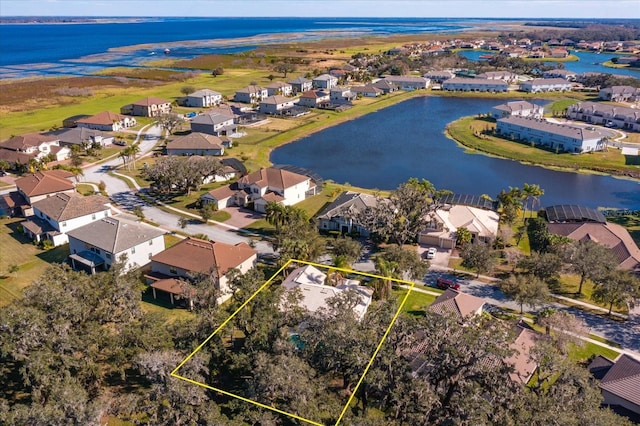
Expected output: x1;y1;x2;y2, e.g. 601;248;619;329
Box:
426;247;437;259
113;140;127;146
436;277;460;290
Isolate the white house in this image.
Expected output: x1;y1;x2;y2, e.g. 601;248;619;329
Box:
265;81;293;97
288;76;313;94
259;95;297;115
330;86;357;102
383;75;430;90
200;185;241;210
317;191;378;236
22;193;111;246
442;77;509;92
45;127;115;148
419;204;500;249
491;101;544;119
76;111;136;132
423;70;456;83
542;69;578;81
599;86;640;103
312;74;339;90
5;170;76;216
146;237;257;307
297;90;330;108
496;116;605;153
238;167;316;213
67;215;166;274
350;84;383;97
166;132;225;156
476;71;519;82
234;85;268;104
519;78;572;93
190;112;237;136
281;264;373;321
127;97;172;117
567;101;640;132
185;89;223;108
0;133;69;162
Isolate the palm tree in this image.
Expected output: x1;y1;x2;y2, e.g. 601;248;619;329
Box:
265;201;287;232
118;150;129;169
374;257;399;301
521;183;544;219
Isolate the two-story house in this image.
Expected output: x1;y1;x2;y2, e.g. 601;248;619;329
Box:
3;170;76;217
166;132;226;156
287;76;313;94
76;111;137;132
234;85;268;104
312;74;339;90
317;191;377;236
259;95;297;115
190;112;237;136
146;237;257;307
0;133;69;164
67;215;166;274
22;193;111;246
237;167;317;213
519;78;573;93
491;101;544;119
265;81;294;97
296;90;330;108
125;97;172;117
185;89;223;108
44;127;115;148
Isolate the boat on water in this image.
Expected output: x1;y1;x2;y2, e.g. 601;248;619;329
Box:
149;51;156;55
479;54;494;59
164;48;171;54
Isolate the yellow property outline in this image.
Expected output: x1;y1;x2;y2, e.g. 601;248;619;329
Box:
171;258;416;426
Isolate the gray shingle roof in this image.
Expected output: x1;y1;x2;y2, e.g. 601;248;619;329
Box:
67;215;164;253
317;191;377;220
600;354;640;408
497;116;604;141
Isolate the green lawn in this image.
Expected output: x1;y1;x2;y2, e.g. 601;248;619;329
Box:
567;341;619;363
393;288;438;315
552;274;628;315
0;218;69;306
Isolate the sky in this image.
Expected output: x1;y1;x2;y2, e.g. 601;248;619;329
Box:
1;0;639;20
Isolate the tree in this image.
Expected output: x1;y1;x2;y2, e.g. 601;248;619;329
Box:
374;246;429;300
211;67;224;77
7;264;18;277
569;240;618;295
497;186;522;225
460;241;494;277
154;112;184;136
0;159;10;172
177;216;189;229
273;61;297;77
500;274;550;314
516;251;563;283
144;155;223;195
592;269;640;315
270;207;325;263
455;227;472;247
527;216;550;253
199;202;215;223
521;183;544;219
330;236;363;266
180;85;195;96
536;309;588;354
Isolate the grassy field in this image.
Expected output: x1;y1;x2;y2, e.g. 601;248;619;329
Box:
447;115;640;178
0;218;69;306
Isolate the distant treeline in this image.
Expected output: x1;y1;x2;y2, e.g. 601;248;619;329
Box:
510;23;640;42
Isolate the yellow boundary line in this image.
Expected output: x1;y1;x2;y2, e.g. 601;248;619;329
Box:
171;259;415;425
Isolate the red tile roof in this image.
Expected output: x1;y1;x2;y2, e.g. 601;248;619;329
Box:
76;111;128;126
132;97;171;106
239;167;309;191
0;133;58;151
15;170;75;197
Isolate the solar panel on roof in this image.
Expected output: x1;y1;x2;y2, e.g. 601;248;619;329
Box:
440;194;497;211
545;205;605;223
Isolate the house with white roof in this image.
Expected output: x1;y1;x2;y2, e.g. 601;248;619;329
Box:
67;215;165;274
22;193;111;246
519;78;572;93
383;75;430;90
281;264;373;321
442;77;508;92
185;89;223;108
419;204;500;249
491;101;544;119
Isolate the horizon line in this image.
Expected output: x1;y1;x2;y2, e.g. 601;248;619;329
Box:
1;16;639;20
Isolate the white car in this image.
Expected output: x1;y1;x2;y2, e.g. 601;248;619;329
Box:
426;247;437;259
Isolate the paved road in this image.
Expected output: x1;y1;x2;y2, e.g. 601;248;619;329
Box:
420;269;640;356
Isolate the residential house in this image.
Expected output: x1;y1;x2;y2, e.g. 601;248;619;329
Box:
22;193;111;246
350;84;383;97
491;101;544;119
265;81;293;97
76;111;136;132
588;354;640;417
316;191;377;236
427;288;485;320
442;77;508;92
328;69;348;81
190;112;237;136
185;89;223;108
312;74;339;90
280;264;373;321
419;204;499;249
166;132;226;156
44;127;115;148
0;133;69;164
4;170;76;216
200;185;241;210
146;237;257;307
288;76;313;94
495;116;605;153
62;114;91;128
567;101;640;132
519;78;573;93
543;69;578;81
238;167;316;213
476;70;518;82
125;97;172;117
599;86;640;103
67;215;165;274
259;95;297;115
383;75;430;90
549;48;570;58
297;90;330;108
546;221;640;274
371;79;399;93
505;324;539;384
234;85;268;104
329;86;356;102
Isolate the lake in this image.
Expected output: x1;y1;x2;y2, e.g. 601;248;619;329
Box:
457;49;640;78
270;96;640;210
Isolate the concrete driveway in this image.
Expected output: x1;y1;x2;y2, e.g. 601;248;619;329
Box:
222;206;264;229
418;244;451;268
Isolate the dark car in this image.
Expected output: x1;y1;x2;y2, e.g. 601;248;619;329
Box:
436;277;460;290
